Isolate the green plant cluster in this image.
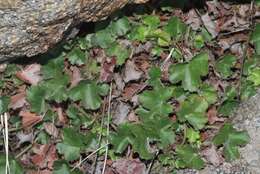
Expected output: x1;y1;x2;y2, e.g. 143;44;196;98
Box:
0;11;260;173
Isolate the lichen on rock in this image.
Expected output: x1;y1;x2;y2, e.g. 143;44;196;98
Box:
0;0;149;62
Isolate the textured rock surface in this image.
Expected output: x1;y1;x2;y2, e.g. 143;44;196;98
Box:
177;90;260;174
0;0;149;62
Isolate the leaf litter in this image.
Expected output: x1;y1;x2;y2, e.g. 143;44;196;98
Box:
0;1;260;174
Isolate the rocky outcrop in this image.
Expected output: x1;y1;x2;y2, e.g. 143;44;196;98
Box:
0;0;149;62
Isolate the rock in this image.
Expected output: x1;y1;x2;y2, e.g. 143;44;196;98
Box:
0;0;149;62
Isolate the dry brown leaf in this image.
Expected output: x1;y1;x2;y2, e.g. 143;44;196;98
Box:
122;83;144;101
19;111;42;129
55;107;67;125
201;145;224;166
207;106;224;125
100;57;116;82
16;64;42;85
112;159;146;174
31;144;57;169
70;66;82;88
9;92;27;110
123;60;143;83
44;122;59;138
201;13;218;38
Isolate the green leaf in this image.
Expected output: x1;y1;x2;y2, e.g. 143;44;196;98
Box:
199;84;218;104
250;23;260;55
128;25;149;42
243;55;260;76
91;30;116;48
213;123;250;161
143;15;160;30
218;100;238;117
216;55;237;78
176;145;204;170
240;80;256;101
53;160;82;174
43;75;70;103
111;123;154;159
57;128;89;161
186;128;200;144
62;128;85;147
4;64;20;77
106;43;130;65
111;117;175;160
152;29;171;47
27;86;47;114
67;47;86;65
69;81;109;110
42;55;64;79
224;86;237;100
110;17;131;36
164;17;187;39
66;106;92;126
57;143;81;161
53;161;70;174
248;67;260;86
138;86;173;120
177;95;208;130
0;154;24;174
0;96;10;114
169;52;209;91
147;67;162;88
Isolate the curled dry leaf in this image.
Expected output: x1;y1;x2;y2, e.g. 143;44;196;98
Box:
123;60;143;83
19;111;42;129
112;159;146;174
16;64;42;85
114;73;125;91
207;106;224;125
31;144;58;169
16;132;34;146
201;145;224;166
70;66;82;88
9;92;27;110
44;122;59;138
201;13;218;38
100;57;116;82
55;106;68;125
112;102;131;125
122;83;144;101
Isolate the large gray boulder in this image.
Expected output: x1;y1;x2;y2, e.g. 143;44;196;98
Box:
0;0;149;62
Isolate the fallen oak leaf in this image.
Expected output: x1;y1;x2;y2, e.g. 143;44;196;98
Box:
16;64;42;85
19;111;42;129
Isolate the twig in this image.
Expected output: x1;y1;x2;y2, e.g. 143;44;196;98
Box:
1;113;10;174
15;144;32;159
160;47;175;70
71;143;109;171
146;151;159;174
101;82;113;174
